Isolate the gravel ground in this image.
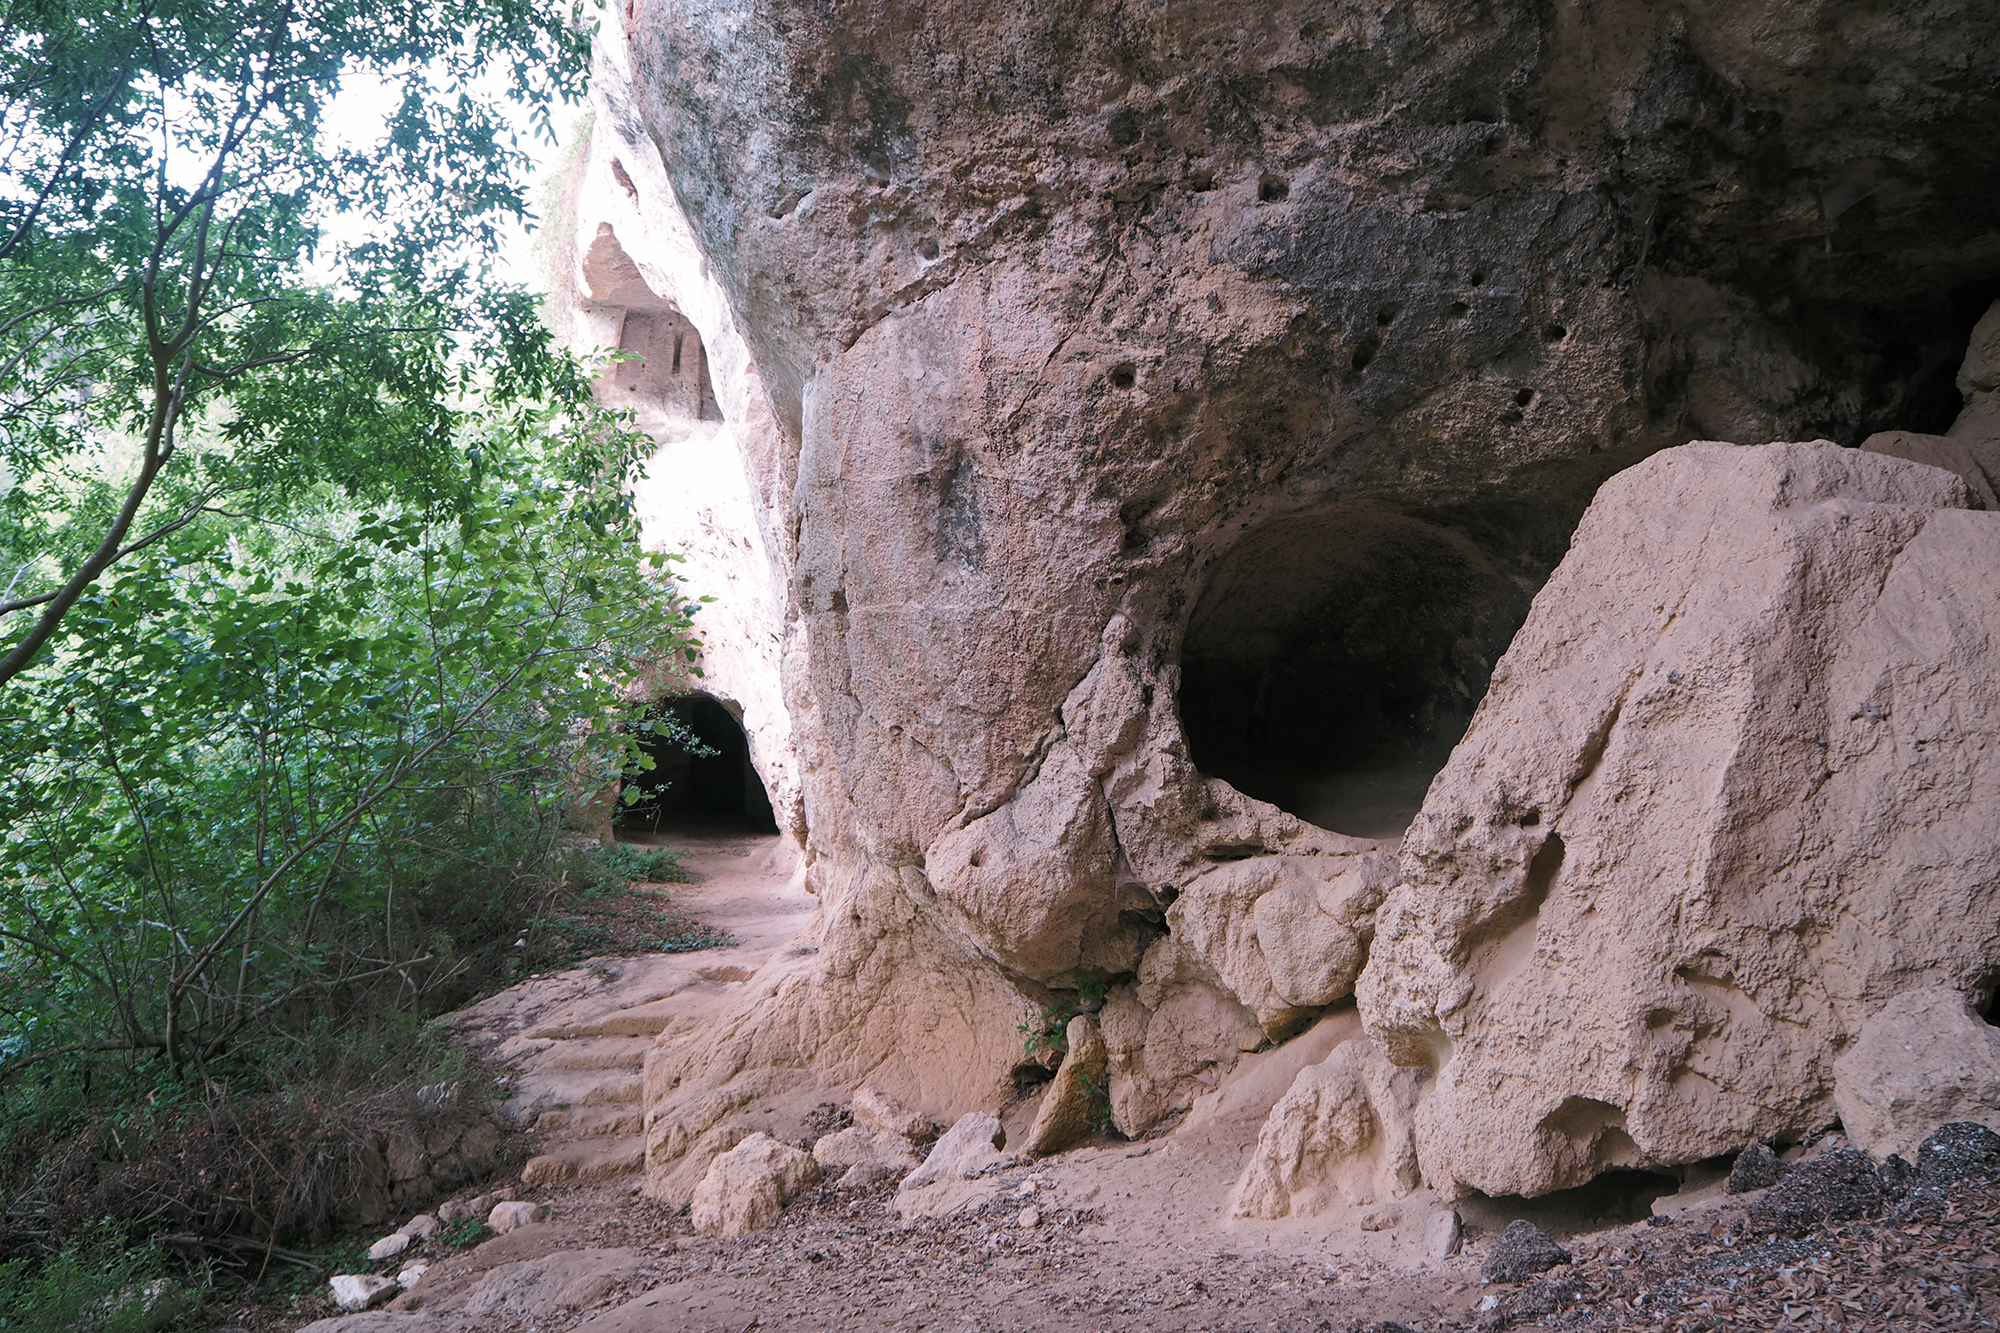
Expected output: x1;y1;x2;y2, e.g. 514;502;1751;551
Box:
234;1153;2000;1333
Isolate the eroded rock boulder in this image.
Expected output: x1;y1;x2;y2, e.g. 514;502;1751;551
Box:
811;1127;923;1182
851;1087;935;1142
690;1132;821;1237
1025;1014;1110;1156
896;1112;1011;1219
1164;853;1394;1038
1834;987;2000;1161
486;1201;549;1234
576;0;2000;1185
1359;440;2000;1199
1232;1039;1426;1220
328;1275;400;1313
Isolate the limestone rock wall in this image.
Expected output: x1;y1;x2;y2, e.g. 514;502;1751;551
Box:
557;0;2000;1203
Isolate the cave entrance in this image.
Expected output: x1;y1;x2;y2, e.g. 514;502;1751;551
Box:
1177;508;1536;841
617;694;778;838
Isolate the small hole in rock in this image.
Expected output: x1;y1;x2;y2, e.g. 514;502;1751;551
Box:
1188;169;1217;192
1376;304;1401;327
1515;387;1535;407
1449;301;1469;317
1350;336;1380;371
1110;364;1138;390
1469;270;1486;286
1258;174;1290;203
1543;322;1568;342
918;237;940;260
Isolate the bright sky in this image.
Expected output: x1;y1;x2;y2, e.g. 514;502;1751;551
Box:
311;66;566;292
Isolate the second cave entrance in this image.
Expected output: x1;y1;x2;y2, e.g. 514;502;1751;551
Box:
617;694;778;836
1176;507;1536;841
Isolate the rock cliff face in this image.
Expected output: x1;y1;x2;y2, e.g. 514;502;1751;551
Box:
554;0;2000;1205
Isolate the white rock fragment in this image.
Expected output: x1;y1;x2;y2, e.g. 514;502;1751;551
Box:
400;1213;440;1241
1428;1209;1464;1259
328;1273;399;1311
365;1231;411;1262
487;1199;550;1233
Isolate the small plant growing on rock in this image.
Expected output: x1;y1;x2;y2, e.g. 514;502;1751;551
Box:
1017;967;1113;1056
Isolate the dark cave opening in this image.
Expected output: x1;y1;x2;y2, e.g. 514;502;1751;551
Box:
1177;508;1537;842
617;694;778;836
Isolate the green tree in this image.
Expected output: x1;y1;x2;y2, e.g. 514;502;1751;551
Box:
0;411;704;1079
0;0;591;685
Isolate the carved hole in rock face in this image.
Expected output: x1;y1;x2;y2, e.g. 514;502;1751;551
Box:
1109;363;1138;390
1258;174;1290;203
618;694;778;837
582;223;723;424
1177;508;1534;840
1350;336;1380;371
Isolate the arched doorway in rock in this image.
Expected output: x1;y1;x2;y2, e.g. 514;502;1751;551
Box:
617;694;778;837
1176;507;1537;841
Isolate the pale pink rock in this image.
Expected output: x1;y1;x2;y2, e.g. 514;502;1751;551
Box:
1834;987;2000;1161
1232;1040;1426;1220
850;1088;934;1142
1358;441;2000;1199
689;1132;821;1237
486;1200;550;1234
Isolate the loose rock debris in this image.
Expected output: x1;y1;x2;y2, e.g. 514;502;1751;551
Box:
271;1158;2000;1333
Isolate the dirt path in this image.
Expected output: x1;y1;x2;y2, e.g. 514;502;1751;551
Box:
284;831;2000;1333
440;828;815;1192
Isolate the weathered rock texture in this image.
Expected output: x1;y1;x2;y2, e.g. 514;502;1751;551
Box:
1024;1014;1110;1156
1232;1038;1426;1220
689;1132;822;1236
1357;440;2000;1199
560;0;2000;1205
1835;988;2000;1162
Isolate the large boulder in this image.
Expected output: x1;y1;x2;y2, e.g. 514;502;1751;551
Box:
1024;1014;1111;1156
895;1112;1011;1219
1835;987;2000;1161
1358;440;2000;1199
689;1132;822;1236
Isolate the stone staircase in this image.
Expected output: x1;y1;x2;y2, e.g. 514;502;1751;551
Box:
442;831;813;1192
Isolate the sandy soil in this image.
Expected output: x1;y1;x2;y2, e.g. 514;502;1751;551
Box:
258;828;2000;1333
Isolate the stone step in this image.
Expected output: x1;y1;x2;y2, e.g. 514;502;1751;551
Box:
519;1135;647;1186
534;1036;654;1071
532;1104;644;1137
530;999;684;1040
